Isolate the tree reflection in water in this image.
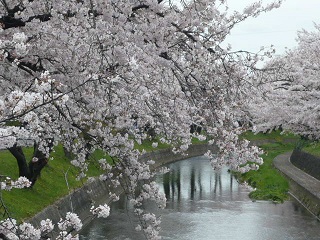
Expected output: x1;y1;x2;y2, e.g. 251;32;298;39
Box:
161;156;237;205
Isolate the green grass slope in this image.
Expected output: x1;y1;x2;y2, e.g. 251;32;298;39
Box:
240;131;299;202
0;145;103;221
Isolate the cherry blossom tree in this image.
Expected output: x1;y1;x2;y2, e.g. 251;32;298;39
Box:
0;0;282;239
249;24;320;140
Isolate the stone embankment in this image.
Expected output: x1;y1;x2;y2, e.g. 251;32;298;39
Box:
273;151;320;219
27;143;217;235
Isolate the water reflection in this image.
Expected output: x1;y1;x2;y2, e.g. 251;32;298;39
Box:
158;156;249;211
80;156;320;240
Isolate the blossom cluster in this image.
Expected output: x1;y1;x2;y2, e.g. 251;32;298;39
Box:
90;204;111;218
57;212;82;232
0;176;31;191
0;213;82;240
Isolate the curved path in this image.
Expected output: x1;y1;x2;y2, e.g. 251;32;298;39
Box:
273;151;320;218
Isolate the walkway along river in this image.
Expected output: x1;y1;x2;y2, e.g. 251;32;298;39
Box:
79;156;320;240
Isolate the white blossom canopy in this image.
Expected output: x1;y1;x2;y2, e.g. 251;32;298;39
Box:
0;0;281;239
249;24;320;140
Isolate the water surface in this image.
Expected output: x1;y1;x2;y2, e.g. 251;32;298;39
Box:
80;156;320;240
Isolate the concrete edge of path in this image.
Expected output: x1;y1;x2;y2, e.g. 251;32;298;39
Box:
273;151;320;219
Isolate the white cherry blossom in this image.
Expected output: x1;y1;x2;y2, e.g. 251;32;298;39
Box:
0;0;282;239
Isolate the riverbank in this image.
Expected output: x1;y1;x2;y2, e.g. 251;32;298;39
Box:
0;145;104;221
273;151;320;219
0;138;200;222
239;132;299;202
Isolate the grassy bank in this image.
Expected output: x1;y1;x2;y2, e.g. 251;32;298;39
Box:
240;131;299;202
0;138;189;222
0;145;105;221
301;141;320;157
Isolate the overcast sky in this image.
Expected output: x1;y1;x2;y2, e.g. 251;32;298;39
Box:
223;0;320;55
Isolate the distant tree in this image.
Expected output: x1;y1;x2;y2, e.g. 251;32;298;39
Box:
249;24;320;140
0;0;281;239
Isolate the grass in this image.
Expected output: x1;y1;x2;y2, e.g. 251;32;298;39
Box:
0;145;104;221
240;131;299;202
134;136;206;152
301;141;320;157
0;138;183;221
240;129;297;141
134;137;171;152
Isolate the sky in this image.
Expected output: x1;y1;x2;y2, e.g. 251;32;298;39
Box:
223;0;320;55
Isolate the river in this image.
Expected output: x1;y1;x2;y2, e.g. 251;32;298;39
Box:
80;156;320;240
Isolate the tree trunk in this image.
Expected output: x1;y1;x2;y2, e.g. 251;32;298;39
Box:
7;140;53;186
8;144;30;178
28;142;50;186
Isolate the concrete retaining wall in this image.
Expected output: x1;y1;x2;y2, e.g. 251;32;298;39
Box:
290;149;320;181
27;143;217;236
273;152;320;219
141;143;217;168
289;150;320;218
287;177;320;218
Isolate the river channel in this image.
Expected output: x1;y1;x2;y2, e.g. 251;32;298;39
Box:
80;156;320;240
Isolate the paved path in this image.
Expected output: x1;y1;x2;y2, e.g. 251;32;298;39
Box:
273;151;320;200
